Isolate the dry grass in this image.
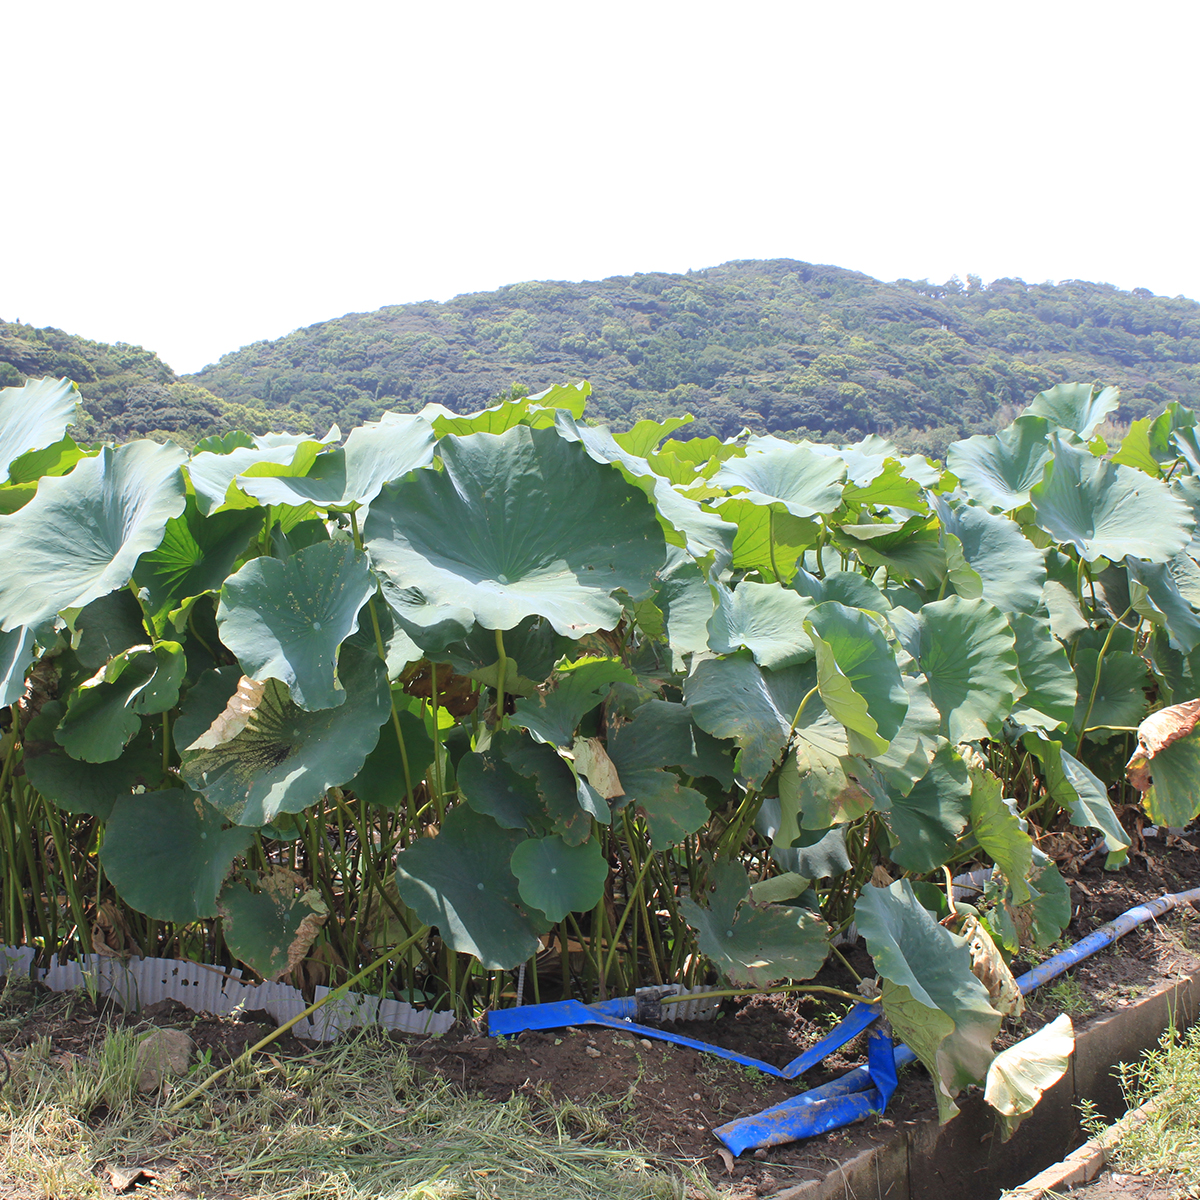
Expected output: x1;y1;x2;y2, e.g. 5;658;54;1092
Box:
0;1026;716;1200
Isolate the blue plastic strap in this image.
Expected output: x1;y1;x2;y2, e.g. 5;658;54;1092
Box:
778;1001;880;1079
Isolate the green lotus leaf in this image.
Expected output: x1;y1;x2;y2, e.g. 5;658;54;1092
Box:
133;498;263;632
711;434;846;519
901;597;1021;744
835;516;945;589
365;424;665;637
101;789;252;923
179;646;391;826
377;582;473;658
237;413;437;513
510;834;608;922
1125;556;1200;654
684;657;846;788
1027;852;1073;947
617;767;710;849
968;766;1033;904
680;860;828;988
393;805;541;969
804;435;894;487
6;433;88;489
1172;476;1200;559
855;880;1002;1122
873;674;941;796
217;542;376;711
937;497;1045;615
791;568;891;613
555;411;735;559
1111;419;1162;476
1041;549;1090;642
886;742;971;873
0;624;35;706
187;430;336;516
606;699;734;786
172;664;241;752
0;377;78;484
218;868;328;981
946;416;1053;512
513;656;637;748
724;499;817;584
984;1013;1074;1142
1026;382;1120;440
659;550;716;662
1146;627;1200;705
22;700;163;817
445;615;571;690
805;601;907;750
348;710;436;809
1021;732;1130;866
0;440;187;631
708;580;815;669
1031;433;1193;563
755;804;852;878
419;381;589;437
613;415;693;457
458;729;550;832
1165;551;1200;610
1072;649;1150;742
842;457;928;512
777;741;875;835
1008;612;1076;730
55;642;185;763
74;591;147;669
501;735;594;845
1127;709;1200;829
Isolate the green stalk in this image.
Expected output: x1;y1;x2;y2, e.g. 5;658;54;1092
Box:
1075;605;1135;757
494;628;508;727
602;839;654;984
662;983;873;1008
768;509;781;582
43;800;93;955
428;662;445;818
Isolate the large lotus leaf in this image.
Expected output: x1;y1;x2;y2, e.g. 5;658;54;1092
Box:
842;457;928;512
187;433;334;516
658;551;716;662
393;806;541;968
377;582;474;658
680;860;828;988
984;1014;1074;1142
712;435;846;519
756;801;852;878
365;425;665;637
218;868;328;981
237;413;436;514
1026;382;1120;440
1166;552;1200;610
886;742;971;872
613;415;694;458
707;580;815;669
0;441;187;631
555;411;735;560
835;516;945;589
1072;649;1150;742
1124;702;1200;829
1111;419;1162;476
55;642;185;763
101;789;252;923
458;729;550;832
6;433;88;490
791;568;891;613
133;498;263;632
855;881;1003;1121
805;601;907;749
1021;732;1131;866
873;674;941;796
936;497;1045;615
777;741;874;835
0;624;35;706
179;646;390;826
1171;476;1200;559
723;499;817;584
502;735;594;845
74;590;147;669
418;381;589;438
684;656;846;787
606;698;735;786
348;710;436;809
510;834;608;922
946;416;1053;512
217;542;376;711
1125;556;1200;654
22;700;163;818
989;849;1072;951
615;768;710;850
903;597;1021;744
968;767;1033;904
1007;613;1076;730
0;377;78;483
445;615;571;691
513;656;637;748
1031;433;1193;563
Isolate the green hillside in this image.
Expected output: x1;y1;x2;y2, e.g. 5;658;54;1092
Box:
6;259;1200;451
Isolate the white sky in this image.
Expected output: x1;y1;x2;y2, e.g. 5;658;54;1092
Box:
4;1;1197;375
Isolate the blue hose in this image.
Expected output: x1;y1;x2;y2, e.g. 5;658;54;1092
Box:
713;886;1200;1153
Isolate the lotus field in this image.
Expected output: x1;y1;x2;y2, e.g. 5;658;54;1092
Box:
2;376;1199;1127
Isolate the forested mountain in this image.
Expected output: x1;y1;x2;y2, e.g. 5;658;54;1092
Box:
6;260;1200;452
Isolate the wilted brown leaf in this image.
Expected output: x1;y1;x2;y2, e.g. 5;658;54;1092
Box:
186;676;265;751
1126;697;1200;794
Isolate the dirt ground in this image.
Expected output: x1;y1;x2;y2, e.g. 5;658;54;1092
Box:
3;832;1200;1198
1060;1166;1199;1199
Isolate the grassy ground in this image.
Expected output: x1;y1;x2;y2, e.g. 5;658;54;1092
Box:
0;1021;715;1200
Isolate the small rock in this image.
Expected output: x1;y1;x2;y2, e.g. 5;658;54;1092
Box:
753;1147;768;1159
585;1045;601;1058
529;1058;540;1067
639;1038;653;1050
135;1028;194;1093
691;1092;702;1102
